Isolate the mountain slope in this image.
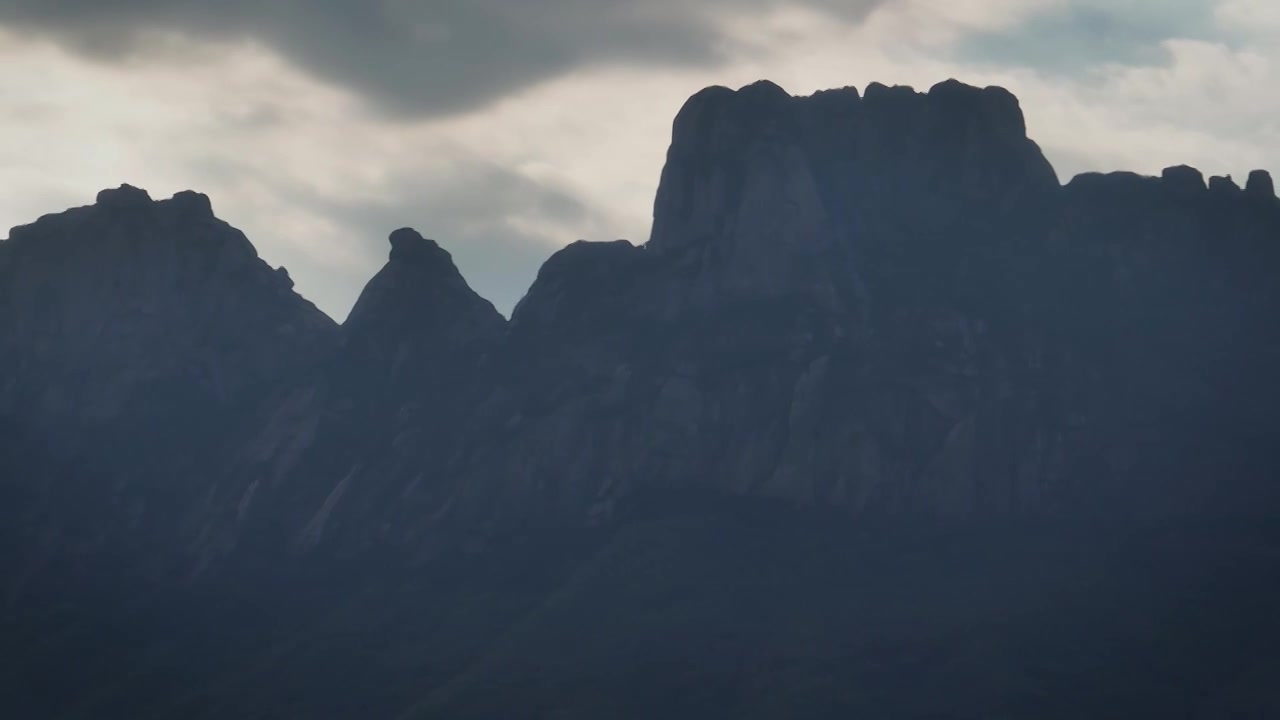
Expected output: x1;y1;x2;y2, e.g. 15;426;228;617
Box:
2;78;1280;718
416;79;1280;529
0;185;338;599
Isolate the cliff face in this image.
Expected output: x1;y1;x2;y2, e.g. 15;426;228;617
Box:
4;78;1280;719
190;228;507;562
423;80;1280;528
0;185;337;593
2;79;1279;573
0;186;335;432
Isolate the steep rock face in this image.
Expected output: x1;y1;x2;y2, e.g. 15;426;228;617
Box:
342;228;507;398
648;80;1058;311
1247;169;1275;197
1047;170;1280;511
3;79;1280;719
188;229;507;562
425;79;1279;528
0;186;338;595
4;79;1280;561
0;186;334;427
421;81;1043;524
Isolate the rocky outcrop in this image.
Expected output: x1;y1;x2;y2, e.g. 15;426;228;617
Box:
0;185;338;595
0;185;337;438
646;79;1058;316
419;79;1081;526
183;227;508;563
3;79;1280;571
343;227;506;390
1052;166;1280;512
1247;169;1276;198
1162;164;1207;193
0;185;334;426
4;78;1280;719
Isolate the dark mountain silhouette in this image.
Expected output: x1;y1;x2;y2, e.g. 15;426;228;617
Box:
3;79;1280;719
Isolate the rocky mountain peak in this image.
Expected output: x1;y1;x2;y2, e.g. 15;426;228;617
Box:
5;183;286;284
1247;169;1276;198
169;189;216;217
923;79;1028;137
0;184;336;432
4;81;1280;717
1209;174;1242;194
644;78;1058;317
94;183;152;207
347;228;500;323
509;239;653;335
388;226;454;268
648;78;1057;251
341;229;505;378
1162;164;1207;192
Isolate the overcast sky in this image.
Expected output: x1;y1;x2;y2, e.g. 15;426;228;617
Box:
2;0;1277;319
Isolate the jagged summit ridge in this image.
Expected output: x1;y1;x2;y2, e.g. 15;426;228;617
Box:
388;226;455;268
647;78;1273;271
95;182;152;207
9;184;226;249
1066;165;1278;205
344;226;503;332
0;183;336;421
335;225;505;425
648;77;1058;251
2;77;1280;719
3;77;1280;562
638;77;1061;319
1247;169;1276;198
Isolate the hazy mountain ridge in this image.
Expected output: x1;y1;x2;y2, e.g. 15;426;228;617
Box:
212;77;1280;546
3;78;1280;718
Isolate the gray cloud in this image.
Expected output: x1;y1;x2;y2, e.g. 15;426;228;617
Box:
956;0;1218;75
0;0;886;118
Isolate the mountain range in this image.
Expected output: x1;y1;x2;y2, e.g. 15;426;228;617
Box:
3;78;1279;719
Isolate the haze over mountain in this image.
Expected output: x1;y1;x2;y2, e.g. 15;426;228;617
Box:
3;78;1280;718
